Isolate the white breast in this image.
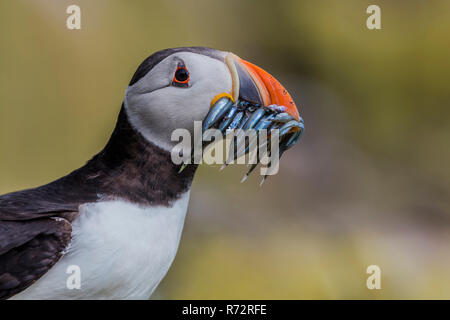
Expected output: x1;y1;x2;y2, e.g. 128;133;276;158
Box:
12;191;191;300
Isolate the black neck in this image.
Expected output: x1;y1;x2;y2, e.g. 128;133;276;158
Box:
66;106;198;207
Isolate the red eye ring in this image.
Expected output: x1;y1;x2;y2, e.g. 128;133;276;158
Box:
172;63;189;87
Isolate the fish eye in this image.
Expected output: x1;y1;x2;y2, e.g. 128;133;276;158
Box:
172;63;189;87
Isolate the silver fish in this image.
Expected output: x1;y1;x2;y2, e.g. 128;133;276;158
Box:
202;97;234;131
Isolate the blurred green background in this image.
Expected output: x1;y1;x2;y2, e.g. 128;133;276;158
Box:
1;0;450;299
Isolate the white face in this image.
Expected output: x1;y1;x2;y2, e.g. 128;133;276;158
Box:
124;51;232;151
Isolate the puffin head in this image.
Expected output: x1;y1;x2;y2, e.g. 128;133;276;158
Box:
124;47;301;153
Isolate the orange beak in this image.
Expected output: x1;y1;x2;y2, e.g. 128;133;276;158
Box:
226;53;300;122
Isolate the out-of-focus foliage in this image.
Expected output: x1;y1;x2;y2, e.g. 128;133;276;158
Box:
0;0;449;299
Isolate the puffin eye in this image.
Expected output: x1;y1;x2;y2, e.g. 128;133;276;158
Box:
172;63;190;87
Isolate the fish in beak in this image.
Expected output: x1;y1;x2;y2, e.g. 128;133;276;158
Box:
199;53;305;184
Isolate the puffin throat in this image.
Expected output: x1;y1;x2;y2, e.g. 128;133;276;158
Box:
80;105;198;207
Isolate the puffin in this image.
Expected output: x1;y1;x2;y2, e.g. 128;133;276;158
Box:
0;47;302;299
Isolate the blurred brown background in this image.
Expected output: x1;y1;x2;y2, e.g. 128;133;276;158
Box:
1;0;449;299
